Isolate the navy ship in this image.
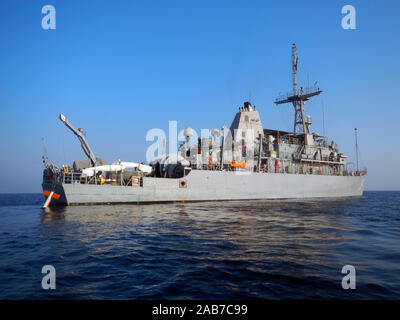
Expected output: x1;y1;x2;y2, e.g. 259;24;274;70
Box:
42;44;366;206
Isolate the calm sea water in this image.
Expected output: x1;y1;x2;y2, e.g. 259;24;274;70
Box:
0;191;399;299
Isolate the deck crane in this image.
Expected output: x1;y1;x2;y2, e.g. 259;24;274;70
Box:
59;114;97;167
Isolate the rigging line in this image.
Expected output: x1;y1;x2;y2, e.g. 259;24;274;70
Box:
62;131;67;166
356;130;366;169
277;101;291;131
57;128;61;164
358;150;366;170
41;137;48;157
322;99;326;138
287;53;291;93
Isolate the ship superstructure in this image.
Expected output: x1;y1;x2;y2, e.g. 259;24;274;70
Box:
42;44;366;206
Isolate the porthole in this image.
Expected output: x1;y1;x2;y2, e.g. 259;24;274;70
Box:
179;180;187;188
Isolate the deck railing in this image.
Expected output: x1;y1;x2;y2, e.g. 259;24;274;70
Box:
58;171;144;186
47;161;366;188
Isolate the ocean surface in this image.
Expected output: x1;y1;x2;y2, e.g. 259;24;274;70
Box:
0;191;399;299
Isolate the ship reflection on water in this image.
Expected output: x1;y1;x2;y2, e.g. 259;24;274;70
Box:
35;197;383;299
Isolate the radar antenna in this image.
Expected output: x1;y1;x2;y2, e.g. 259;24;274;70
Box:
274;43;322;135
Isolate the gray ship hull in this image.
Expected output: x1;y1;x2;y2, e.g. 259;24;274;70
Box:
42;170;365;205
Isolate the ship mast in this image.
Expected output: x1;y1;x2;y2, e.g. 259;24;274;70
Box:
275;43;322;135
354;128;359;172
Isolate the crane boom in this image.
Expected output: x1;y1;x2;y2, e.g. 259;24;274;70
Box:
59;114;97;167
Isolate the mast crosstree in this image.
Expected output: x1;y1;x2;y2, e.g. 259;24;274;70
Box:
275;43;322;135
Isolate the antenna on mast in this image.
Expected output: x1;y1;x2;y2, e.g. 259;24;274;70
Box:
354;128;359;172
275;43;322;136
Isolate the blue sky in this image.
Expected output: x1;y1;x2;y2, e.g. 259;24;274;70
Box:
0;0;399;192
